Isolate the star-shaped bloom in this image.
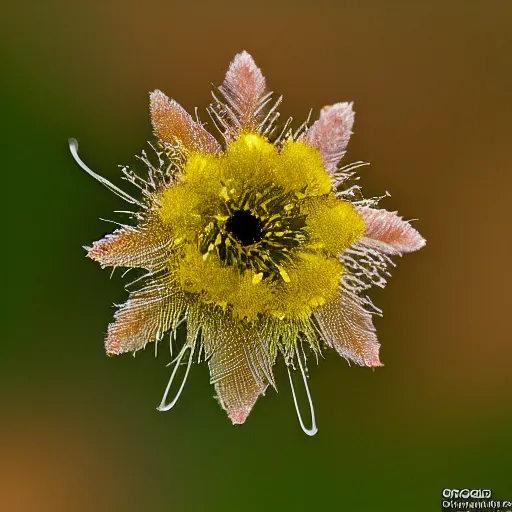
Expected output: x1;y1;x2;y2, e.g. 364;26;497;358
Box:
70;51;425;435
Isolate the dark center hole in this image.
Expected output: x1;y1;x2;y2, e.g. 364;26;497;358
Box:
225;210;263;246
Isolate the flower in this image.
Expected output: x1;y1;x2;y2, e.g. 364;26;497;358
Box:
70;51;425;435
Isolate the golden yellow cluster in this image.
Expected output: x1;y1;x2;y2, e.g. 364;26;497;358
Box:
158;133;364;324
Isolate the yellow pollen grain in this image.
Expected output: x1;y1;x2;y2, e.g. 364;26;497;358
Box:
252;272;263;285
278;267;291;283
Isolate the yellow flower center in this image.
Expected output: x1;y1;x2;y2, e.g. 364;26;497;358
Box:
158;133;365;322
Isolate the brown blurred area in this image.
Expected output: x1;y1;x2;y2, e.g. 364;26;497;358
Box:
3;1;512;511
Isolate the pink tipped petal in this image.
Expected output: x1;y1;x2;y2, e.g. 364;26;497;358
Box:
150;90;221;153
314;285;382;367
192;306;274;424
87;226;171;270
229;407;252;425
105;274;186;355
303;102;355;173
357;207;426;255
220;51;267;130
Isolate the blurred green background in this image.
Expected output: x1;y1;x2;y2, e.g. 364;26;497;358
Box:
3;1;511;511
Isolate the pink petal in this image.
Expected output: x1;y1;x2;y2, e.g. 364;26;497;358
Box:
150;90;221;153
219;51;267;130
357;206;426;255
105;274;186;355
314;285;382;367
303;103;355;173
191;305;274;424
87;226;170;270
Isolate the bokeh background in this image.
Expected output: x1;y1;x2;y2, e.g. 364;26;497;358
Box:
3;1;512;511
